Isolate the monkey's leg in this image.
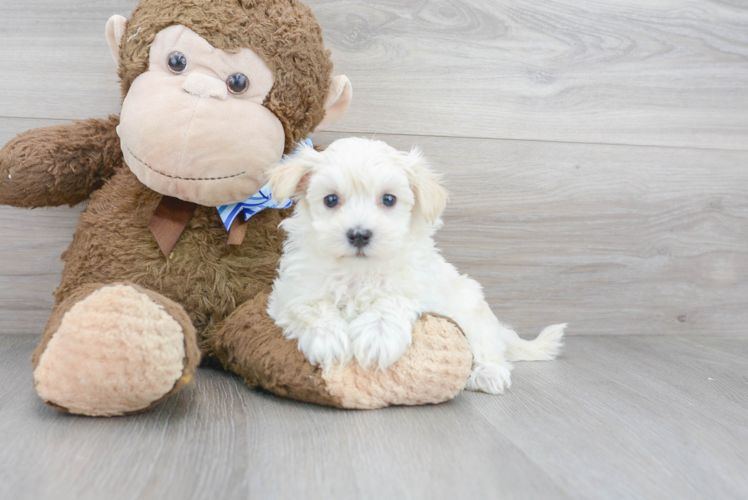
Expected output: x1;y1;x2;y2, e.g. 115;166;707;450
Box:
0;116;122;208
204;292;473;409
31;282;200;416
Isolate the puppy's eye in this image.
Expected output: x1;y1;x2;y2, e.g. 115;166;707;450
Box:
382;194;397;207
167;51;187;74
227;73;249;95
324;195;339;208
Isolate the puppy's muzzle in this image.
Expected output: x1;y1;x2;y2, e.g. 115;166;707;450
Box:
347;229;372;249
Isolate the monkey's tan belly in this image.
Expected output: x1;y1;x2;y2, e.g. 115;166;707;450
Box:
56;169;289;340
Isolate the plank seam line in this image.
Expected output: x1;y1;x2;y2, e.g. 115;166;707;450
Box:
323;129;748;154
3;117;747;153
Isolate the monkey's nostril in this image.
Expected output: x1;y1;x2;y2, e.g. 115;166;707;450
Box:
347;229;373;248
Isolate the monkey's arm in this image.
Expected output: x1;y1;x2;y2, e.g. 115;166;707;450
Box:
0;116;123;208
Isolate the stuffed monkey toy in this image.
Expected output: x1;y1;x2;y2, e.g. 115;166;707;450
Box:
0;0;472;416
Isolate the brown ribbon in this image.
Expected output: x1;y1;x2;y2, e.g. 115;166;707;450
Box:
148;196;249;257
227;216;249;245
148;196;197;258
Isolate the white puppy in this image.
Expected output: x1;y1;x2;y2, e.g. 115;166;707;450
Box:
266;137;565;394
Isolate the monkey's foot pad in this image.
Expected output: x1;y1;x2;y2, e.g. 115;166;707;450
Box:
33;284;189;416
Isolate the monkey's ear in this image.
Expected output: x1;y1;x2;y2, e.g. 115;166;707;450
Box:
105;15;128;64
314;76;353;131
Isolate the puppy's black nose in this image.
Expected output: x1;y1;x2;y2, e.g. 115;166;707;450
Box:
347;229;372;248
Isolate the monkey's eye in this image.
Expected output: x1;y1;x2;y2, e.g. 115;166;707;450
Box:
167;51;187;74
382;194;397;207
324;195;339;208
227;73;249;95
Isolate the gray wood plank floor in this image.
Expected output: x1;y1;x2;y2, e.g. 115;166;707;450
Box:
1;0;747;499
1;334;746;500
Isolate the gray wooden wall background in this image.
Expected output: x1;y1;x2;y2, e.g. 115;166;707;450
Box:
1;0;746;337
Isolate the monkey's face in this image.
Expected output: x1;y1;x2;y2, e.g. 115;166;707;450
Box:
117;25;285;206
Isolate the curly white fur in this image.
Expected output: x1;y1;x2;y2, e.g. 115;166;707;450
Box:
267;137;565;394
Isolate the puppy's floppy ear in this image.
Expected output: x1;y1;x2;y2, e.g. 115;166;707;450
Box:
266;145;319;203
404;147;449;224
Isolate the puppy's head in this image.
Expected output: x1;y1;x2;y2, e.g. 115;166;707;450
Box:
267;137;448;260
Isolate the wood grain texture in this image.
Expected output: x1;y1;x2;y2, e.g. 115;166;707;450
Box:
468;334;748;500
1;334;746;500
0;1;126;120
1;1;748;149
311;0;748;149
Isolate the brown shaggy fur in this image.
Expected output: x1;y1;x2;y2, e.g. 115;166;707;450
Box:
0;116;122;208
55;167;289;340
209;292;343;406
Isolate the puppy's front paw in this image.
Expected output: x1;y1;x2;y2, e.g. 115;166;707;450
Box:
295;319;351;369
349;311;412;370
466;363;513;395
